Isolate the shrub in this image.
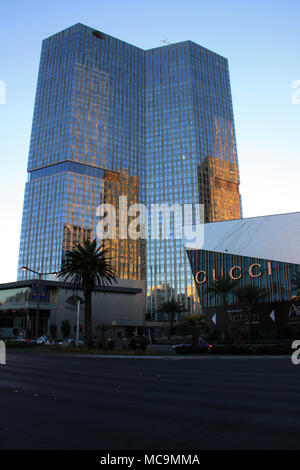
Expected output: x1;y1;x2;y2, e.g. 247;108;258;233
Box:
209;345;250;355
5;340;35;349
129;338;137;350
139;337;148;351
251;344;291;355
97;341;105;350
173;345;208;354
128;336;148;351
173;343;293;355
107;340;115;350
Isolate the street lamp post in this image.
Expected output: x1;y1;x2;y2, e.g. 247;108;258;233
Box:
66;295;84;346
21;266;57;339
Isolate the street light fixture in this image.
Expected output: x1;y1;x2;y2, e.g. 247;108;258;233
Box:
66;295;85;346
21;266;58;339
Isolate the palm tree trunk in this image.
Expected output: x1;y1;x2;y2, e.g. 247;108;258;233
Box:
168;313;174;341
84;288;93;348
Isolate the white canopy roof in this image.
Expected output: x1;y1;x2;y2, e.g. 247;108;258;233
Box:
185;212;300;265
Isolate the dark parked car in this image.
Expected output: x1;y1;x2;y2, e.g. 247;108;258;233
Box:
10;337;27;343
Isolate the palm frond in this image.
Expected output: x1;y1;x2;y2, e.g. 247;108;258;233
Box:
57;238;117;292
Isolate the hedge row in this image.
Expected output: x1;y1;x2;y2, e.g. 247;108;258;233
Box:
5;341;36;349
173;344;293;355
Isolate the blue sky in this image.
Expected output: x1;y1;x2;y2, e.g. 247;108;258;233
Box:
0;0;299;282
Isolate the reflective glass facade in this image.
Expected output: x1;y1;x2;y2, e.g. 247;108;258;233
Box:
0;285;51;337
18;23;146;281
18;23;242;314
188;249;300;307
145;42;241;315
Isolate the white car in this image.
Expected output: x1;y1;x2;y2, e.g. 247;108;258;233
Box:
36;336;49;344
43;339;56;346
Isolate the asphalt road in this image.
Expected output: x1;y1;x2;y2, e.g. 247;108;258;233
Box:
0;352;300;450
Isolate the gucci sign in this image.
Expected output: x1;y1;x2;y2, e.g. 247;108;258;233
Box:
195;262;272;284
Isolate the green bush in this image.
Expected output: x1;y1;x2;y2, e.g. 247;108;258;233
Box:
128;336;148;351
251;344;291;355
5;340;35;349
173;343;293;355
173;345;208;354
129;338;137;350
139;338;148;351
209;345;251;355
209;344;292;355
107;340;115;350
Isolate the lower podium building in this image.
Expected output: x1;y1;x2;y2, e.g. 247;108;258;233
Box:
0;279;145;340
186;212;300;336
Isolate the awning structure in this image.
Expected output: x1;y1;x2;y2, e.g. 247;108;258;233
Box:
185;211;300;264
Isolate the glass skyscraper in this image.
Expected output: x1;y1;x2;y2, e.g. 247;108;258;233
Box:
18;23;242;315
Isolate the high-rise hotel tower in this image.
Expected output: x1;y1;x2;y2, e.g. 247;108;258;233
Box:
18;23;242;314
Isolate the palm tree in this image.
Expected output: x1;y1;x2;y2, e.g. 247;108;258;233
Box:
57;239;117;348
206;277;236;322
181;313;209;347
159;299;186;341
234;284;263;340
